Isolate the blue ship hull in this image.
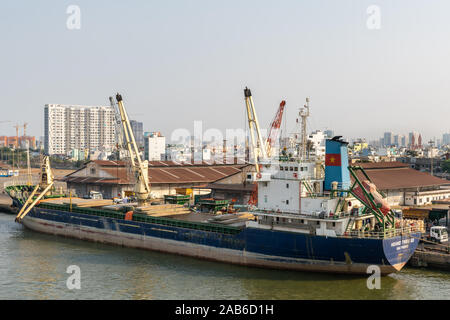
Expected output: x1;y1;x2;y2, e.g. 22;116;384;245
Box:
17;205;420;275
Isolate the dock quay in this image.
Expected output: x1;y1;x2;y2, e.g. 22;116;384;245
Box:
0;193;15;214
409;240;450;270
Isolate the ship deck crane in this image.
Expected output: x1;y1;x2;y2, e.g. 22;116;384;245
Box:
112;93;151;206
110;96;125;160
265;100;286;158
15;156;54;222
244;87;267;176
245;88;285;206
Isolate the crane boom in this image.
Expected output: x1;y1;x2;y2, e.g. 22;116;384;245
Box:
244;87;267;174
15;156;54;222
110;96;125;159
265;100;286;158
114;93;151;205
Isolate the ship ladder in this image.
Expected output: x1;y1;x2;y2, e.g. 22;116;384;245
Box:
344;218;354;236
302;181;316;198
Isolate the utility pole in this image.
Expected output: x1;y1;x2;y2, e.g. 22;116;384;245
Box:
26;140;32;186
429;139;434;176
13;124;20;148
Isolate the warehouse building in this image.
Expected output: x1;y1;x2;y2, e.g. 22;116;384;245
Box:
62;160;254;200
354;162;450;206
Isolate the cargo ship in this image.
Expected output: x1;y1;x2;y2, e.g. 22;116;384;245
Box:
5;91;421;275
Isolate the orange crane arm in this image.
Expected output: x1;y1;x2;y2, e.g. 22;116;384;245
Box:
265;100;286;158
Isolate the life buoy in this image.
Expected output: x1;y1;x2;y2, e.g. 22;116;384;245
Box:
256;173;262;179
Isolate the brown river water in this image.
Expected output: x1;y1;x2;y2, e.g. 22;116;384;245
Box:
0;211;449;300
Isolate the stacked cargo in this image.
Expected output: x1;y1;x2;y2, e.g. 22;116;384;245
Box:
134;204;190;217
164;194;191;205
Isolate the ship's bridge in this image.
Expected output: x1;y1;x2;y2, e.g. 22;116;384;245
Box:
247;159;324;183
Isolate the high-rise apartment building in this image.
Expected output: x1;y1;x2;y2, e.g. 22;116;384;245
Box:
324;130;334;139
443;133;450;145
393;134;399;147
130;120;144;148
44;104;116;155
383;132;393;147
144;132;166;161
400;135;406;147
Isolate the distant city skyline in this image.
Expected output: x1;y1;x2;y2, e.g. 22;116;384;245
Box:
1;1;450;143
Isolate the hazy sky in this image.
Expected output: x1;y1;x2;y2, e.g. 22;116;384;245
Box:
1;0;449;143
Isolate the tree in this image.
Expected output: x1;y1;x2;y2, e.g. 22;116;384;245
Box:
442;160;450;173
406;150;419;157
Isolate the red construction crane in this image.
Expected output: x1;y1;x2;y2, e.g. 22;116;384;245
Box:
265;100;286;158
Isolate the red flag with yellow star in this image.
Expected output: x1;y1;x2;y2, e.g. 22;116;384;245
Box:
325;153;341;166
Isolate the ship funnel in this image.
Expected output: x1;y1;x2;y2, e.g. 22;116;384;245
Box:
324;137;350;191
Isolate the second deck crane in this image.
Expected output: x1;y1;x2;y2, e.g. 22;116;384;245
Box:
265;100;286;158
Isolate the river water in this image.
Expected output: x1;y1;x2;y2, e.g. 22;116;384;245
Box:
0;211;449;300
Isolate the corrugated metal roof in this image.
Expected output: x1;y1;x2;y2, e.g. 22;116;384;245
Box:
356;162;410;169
353;165;450;190
64;161;249;185
91;159;248;167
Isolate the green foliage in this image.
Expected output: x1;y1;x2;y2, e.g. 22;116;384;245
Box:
406;150;419;157
442;160;450;173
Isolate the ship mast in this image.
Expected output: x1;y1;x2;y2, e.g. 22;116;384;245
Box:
300;97;310;160
113;93;151;206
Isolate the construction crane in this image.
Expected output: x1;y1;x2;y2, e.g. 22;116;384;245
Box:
15;156;54;222
244;87;267;175
265;100;286;158
112;93;151;206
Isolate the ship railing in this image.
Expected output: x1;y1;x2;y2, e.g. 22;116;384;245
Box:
254;209;353;220
344;226;420;239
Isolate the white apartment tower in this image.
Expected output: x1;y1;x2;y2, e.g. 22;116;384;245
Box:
45;104;116;155
144;132;166;161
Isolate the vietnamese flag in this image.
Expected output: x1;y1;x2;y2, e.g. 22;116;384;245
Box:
325;153;341;166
